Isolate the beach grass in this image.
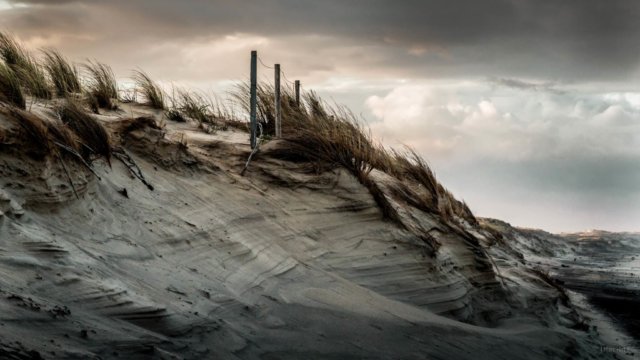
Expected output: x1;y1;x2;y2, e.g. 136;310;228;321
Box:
58;99;112;164
84;60;118;110
0;62;26;109
132;69;164;109
0;32;51;100
43;49;81;96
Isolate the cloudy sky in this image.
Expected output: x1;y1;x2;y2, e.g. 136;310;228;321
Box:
1;0;639;232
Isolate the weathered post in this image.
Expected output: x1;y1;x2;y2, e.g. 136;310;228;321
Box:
250;50;258;149
295;80;301;107
274;64;281;138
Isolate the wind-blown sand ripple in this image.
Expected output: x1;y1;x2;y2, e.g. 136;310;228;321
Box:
0;103;633;359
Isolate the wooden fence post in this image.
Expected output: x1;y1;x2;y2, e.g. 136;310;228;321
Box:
274;64;281;138
250;50;258;149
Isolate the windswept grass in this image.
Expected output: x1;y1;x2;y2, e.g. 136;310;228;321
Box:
165;107;185;122
387;148;439;196
0;32;27;69
1;104;110;198
132;70;164;109
286;93;380;180
0;63;26;109
2;106;51;157
113;116;163;135
176;89;210;124
235;83;383;179
165;88;238;131
384;148;476;224
119;87;137;103
235;82;477;230
0;106;79;159
164;87;184;122
0;32;51;100
232;82;302;136
207;93;237;121
43;49;81;96
83;60;118;110
58;100;111;164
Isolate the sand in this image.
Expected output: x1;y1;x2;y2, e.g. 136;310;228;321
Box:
0;102;635;359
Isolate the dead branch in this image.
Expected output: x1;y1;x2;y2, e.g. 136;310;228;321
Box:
113;147;154;191
54;141;102;180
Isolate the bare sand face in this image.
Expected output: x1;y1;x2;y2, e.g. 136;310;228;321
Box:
0;102;633;359
552;231;640;352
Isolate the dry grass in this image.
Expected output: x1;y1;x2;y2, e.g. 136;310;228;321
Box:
164;87;185;122
165;88;242;132
234;83;379;177
166;88;237;129
2;105;53;157
220;118;248;132
240;84;409;209
236;83;477;228
83;60;118;110
0;63;26;109
207;93;237;121
119;87;137;103
384;148;477;224
57;100;111;164
165;107;185;122
0;32;28;70
115;116;163;134
388;181;438;214
284;97;378;180
43;49;81;96
132;69;164;109
454;199;476;224
0;32;51;100
176;89;210;124
232;82;301;136
383;148;440;211
0;105;80;159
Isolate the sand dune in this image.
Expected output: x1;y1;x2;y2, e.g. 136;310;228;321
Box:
0;102;634;359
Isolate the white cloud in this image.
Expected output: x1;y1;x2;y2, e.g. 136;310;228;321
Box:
366;81;640;163
591;105;636;127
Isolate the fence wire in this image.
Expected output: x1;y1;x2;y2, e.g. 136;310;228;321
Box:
257;55;274;70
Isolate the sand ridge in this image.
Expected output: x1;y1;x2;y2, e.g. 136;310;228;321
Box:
0;102;632;359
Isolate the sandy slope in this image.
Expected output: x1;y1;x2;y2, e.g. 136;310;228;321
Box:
0;103;629;359
554;231;640;352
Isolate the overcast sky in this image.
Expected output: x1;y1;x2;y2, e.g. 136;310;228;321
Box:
1;0;639;232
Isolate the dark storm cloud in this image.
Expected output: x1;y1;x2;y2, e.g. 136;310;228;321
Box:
490;77;565;94
3;0;640;81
